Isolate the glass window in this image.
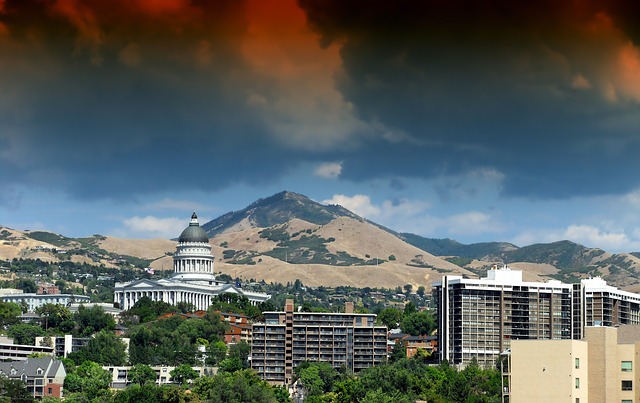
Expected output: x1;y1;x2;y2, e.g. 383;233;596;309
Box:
622;380;633;391
622;400;632;403
575;378;580;389
621;361;632;372
575;358;580;369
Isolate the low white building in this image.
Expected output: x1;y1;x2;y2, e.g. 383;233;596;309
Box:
0;293;90;312
104;364;217;388
35;334;130;359
114;213;270;311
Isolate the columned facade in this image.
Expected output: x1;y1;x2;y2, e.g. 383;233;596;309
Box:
114;213;270;311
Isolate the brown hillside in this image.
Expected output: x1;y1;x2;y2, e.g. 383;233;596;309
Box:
203;216;476;289
98;236;176;260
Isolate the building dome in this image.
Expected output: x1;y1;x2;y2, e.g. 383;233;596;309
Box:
178;212;209;243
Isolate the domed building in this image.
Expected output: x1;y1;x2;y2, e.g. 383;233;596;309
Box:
114;213;270;311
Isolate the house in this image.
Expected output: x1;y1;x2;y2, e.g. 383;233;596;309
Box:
388;331;438;358
37;283;60;295
0;357;66;398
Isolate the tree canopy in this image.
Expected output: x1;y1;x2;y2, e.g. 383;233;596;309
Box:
68;330;128;366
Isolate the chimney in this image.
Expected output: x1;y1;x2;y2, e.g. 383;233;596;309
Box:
345;301;354;314
285;299;294;314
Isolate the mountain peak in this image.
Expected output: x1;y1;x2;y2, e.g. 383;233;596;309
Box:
201;191;359;237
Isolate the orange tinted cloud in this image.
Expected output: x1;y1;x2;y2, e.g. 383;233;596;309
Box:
241;0;368;150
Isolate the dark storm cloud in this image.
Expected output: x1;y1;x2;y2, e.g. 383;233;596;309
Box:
0;0;320;201
298;0;640;199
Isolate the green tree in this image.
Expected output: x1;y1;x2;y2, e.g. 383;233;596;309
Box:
73;305;116;336
416;285;426;298
121;296;177;324
35;303;72;331
227;341;251;369
170;364;199;385
127;312;227;366
192;369;278;402
403;301;417;316
206;341;227;365
400;311;436;336
377;307;403;328
64;361;112;401
0;377;34;403
403;284;413;294
300;365;324;397
0;301;22;328
112;384;201;403
361;388;413;403
15;278;37;293
7;323;46;345
389;341;406;363
128;364;157;386
294;361;337;396
218;357;244;373
68;331;127;366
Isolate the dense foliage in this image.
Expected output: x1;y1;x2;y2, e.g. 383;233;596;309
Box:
293;358;501;403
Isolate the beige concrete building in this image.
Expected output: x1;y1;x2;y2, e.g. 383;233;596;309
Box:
506;339;588;402
505;325;640;403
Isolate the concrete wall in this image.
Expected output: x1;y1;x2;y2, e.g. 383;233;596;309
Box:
510;339;588;403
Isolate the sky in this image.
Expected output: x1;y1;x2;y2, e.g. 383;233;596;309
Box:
2;0;640;252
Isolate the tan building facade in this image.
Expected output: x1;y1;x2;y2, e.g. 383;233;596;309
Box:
506;325;640;403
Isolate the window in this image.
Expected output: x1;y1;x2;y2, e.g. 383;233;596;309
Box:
622;400;632;403
575;358;580;369
575;378;580;389
622;380;633;391
621;361;632;372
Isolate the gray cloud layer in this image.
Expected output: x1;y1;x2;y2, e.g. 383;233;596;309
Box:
1;0;640;204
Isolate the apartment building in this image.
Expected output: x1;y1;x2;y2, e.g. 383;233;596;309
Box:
572;277;640;339
504;325;640;402
434;267;573;367
434;266;640;368
251;299;387;385
0;336;54;361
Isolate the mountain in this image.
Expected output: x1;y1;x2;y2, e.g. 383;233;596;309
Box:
400;233;640;292
3;190;640;291
201;191;359;237
192;191;473;288
399;234;518;259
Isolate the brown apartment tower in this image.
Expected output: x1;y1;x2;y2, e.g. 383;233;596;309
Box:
251;299;388;385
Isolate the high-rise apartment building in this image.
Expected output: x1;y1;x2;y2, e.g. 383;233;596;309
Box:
572;277;640;339
434;267;573;367
251;299;387;385
434;266;640;367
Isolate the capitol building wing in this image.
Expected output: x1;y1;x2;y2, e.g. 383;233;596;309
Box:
114;213;270;311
